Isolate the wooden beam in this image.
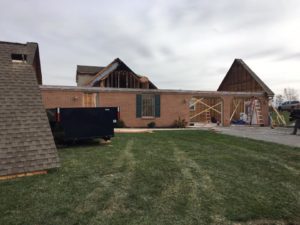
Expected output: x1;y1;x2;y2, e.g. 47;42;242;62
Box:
133;76;135;88
271;104;286;125
111;73;113;87
0;170;47;181
111;73;114;87
230;99;241;121
189;98;204;107
190;101;222;120
199;100;222;114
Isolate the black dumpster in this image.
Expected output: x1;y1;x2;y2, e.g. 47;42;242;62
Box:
47;107;118;142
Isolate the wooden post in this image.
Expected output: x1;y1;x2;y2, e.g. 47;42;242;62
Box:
114;73;116;87
0;170;47;181
113;73;116;87
221;96;233;126
129;75;132;88
230;99;241;121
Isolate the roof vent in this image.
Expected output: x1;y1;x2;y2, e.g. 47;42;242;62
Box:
11;53;27;63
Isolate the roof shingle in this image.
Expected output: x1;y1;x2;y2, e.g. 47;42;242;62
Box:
0;41;59;177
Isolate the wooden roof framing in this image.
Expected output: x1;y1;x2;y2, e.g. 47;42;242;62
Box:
79;58;157;89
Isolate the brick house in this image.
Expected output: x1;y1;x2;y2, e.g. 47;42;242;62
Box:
41;58;274;127
0;41;59;178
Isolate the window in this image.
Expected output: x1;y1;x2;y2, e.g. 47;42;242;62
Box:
142;94;155;117
11;53;27;63
136;94;160;118
189;98;197;111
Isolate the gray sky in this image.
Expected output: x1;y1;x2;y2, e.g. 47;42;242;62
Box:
1;0;300;95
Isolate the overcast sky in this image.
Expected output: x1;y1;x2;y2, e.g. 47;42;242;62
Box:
1;0;300;95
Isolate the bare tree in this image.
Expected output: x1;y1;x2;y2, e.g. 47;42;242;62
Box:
283;88;299;101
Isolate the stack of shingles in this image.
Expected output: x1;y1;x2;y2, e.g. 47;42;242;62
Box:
0;41;59;178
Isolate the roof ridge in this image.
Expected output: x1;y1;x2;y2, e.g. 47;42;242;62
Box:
236;59;274;96
0;41;38;46
77;65;104;67
0;41;27;46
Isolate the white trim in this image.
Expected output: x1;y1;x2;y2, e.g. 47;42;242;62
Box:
40;85;266;97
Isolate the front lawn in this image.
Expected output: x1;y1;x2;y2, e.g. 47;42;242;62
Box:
0;131;299;225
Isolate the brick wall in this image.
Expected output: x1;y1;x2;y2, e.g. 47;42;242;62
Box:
41;89;191;127
40;87;270;127
98;92;191;127
41;90;84;108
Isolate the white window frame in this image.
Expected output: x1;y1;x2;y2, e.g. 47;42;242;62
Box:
189;98;197;111
142;94;155;117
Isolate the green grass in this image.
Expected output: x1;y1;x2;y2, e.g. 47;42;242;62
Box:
0;131;299;225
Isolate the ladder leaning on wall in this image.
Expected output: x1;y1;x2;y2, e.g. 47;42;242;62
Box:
249;98;264;126
254;99;264;125
205;110;211;123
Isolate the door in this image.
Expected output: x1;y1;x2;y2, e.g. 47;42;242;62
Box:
83;93;96;107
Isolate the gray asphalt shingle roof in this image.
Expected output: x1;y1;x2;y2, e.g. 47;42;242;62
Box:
0;41;59;177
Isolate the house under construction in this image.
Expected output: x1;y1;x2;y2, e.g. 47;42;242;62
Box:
41;57;274;127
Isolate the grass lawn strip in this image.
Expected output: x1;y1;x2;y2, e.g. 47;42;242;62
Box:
170;140;228;224
0;131;299;225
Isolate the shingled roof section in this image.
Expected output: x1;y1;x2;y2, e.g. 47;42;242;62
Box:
76;65;104;83
0;41;59;177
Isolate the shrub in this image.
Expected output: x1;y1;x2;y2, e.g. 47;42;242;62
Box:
147;122;156;128
173;117;187;128
115;119;126;128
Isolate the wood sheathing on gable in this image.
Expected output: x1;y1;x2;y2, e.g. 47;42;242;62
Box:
0;41;59;178
77;58;157;89
76;65;104;86
217;59;274;97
